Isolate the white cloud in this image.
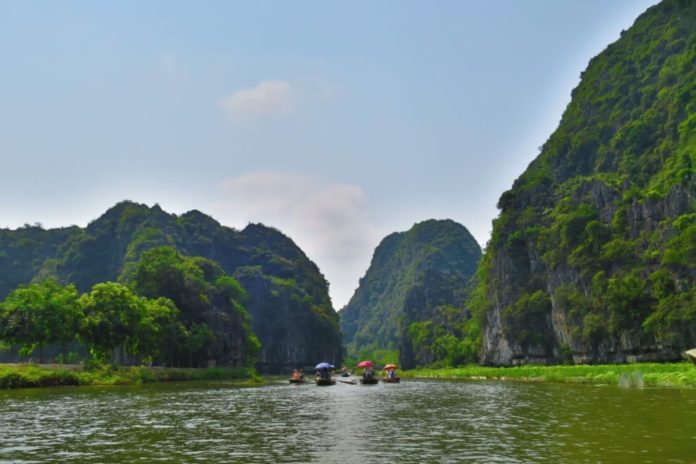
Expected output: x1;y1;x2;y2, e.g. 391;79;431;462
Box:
213;172;382;309
219;80;294;119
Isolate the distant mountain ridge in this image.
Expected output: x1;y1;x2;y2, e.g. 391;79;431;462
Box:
340;219;482;368
0;201;343;371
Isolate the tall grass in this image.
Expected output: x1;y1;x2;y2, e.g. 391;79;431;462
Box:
0;363;259;389
402;362;696;387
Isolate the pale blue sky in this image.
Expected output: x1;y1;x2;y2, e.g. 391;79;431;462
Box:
0;0;658;308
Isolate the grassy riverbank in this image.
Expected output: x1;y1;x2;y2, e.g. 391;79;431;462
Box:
402;362;696;387
0;363;260;389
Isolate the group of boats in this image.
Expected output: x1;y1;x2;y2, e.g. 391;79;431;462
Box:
289;360;401;386
289;350;696;386
289;349;696;386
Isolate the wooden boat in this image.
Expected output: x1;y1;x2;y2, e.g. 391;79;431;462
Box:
316;378;336;386
359;377;379;385
288;378;306;384
382;377;401;383
686;349;696;366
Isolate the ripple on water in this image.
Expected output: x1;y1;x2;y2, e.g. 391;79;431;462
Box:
0;379;694;463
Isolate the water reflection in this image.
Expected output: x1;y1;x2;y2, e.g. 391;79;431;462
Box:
0;379;694;463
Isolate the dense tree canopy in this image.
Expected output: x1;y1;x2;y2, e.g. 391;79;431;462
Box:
79;282;143;363
0;246;259;368
127;246;259;367
0;280;80;362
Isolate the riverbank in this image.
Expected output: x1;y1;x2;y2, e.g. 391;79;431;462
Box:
402;362;696;387
0;363;260;389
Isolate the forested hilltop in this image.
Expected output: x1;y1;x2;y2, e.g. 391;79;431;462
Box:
340;219;482;368
474;0;695;365
0;201;343;371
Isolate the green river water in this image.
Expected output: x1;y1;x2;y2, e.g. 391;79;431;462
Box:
0;378;694;463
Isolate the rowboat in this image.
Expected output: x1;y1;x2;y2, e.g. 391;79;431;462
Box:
383;364;399;383
359;377;379;385
686;349;696;365
288;378;306;384
316;378;336;386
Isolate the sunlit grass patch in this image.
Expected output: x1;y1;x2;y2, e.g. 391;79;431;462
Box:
402;362;696;387
0;363;257;389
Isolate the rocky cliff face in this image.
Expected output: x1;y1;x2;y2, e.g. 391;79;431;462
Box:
340;219;482;368
0;201;343;372
477;0;696;365
234;266;343;372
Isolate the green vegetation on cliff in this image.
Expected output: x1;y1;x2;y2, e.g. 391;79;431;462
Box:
340;219;481;368
476;0;696;365
126;246;260;367
0;202;342;371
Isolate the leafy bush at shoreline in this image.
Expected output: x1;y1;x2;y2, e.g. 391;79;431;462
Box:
402;362;696;387
0;363;258;389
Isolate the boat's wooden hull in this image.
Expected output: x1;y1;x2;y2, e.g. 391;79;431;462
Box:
316;379;336;386
686;349;696;366
360;377;379;385
382;377;400;383
289;378;305;384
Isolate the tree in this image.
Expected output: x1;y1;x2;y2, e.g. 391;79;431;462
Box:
128;246;259;367
0;280;80;363
78;282;143;363
127;297;184;366
129;246;209;324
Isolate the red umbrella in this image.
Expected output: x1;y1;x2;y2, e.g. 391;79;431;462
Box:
384;364;398;370
357;360;374;368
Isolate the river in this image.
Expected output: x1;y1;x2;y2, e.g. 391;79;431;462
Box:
0;378;694;463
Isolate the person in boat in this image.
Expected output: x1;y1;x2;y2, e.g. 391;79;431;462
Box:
363;367;374;380
388;368;396;379
317;367;330;381
299;368;304;380
291;369;301;380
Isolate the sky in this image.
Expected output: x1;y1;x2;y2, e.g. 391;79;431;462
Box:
0;0;658;309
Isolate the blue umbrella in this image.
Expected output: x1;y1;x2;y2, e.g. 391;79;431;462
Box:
314;362;334;370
